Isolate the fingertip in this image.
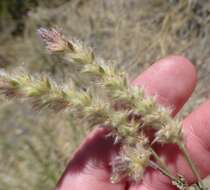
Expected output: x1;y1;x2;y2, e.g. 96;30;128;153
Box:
183;99;210;151
166;55;197;82
132;55;197;114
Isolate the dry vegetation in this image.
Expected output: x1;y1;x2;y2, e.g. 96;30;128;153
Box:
0;0;210;189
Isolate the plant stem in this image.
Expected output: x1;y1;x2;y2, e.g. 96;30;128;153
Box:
150;149;189;190
150;148;174;179
149;160;176;181
149;160;189;190
177;142;206;190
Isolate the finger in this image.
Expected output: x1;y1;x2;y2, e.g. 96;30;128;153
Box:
56;56;196;190
175;100;210;182
130;56;197;190
56;128;125;190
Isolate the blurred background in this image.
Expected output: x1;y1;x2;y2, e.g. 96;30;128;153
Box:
0;0;210;189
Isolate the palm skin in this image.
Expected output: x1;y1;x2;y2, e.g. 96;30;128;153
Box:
56;56;210;190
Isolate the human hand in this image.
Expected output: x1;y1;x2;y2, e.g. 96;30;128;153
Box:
56;56;210;190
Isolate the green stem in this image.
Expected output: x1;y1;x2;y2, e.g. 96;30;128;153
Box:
150;148;175;179
150;149;189;190
177;142;205;190
149;160;176;181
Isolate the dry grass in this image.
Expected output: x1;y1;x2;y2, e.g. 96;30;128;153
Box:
0;0;210;189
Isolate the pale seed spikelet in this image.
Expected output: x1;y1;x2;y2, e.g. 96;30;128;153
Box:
0;70;93;112
83;99;110;127
38;28;94;65
111;136;151;183
154;120;183;144
37;28;70;52
65;40;94;65
110;113;144;145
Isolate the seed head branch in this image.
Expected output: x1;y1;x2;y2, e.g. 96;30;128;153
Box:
0;27;203;188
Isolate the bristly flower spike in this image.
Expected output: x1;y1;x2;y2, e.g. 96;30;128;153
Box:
37;28;71;53
37;28;94;64
0;28;206;189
